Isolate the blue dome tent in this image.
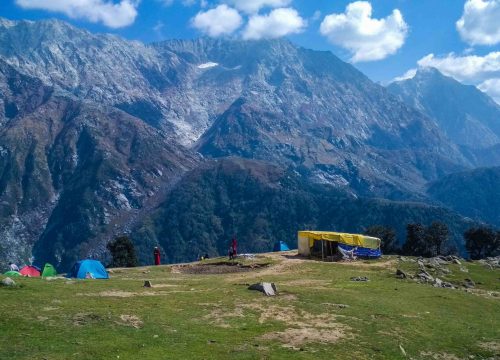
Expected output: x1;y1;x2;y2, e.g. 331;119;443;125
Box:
67;259;109;279
273;240;291;252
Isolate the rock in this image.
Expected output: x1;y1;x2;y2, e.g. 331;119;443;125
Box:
143;280;152;288
350;276;369;282
441;281;455;289
453;259;462;265
417;259;425;269
439;267;451;275
396;269;407;279
434;277;455;288
417;270;434;282
248;282;277;296
459;266;469;273
463;278;475;289
1;277;16;287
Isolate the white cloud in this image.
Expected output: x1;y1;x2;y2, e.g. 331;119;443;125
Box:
417;52;500;84
242;8;306;40
479;78;500;104
191;4;243;37
319;1;408;62
456;0;500;46
393;68;417;82
224;0;292;14
394;52;500;104
15;0;139;28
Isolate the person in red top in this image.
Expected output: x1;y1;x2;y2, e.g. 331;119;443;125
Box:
231;237;237;257
154;247;161;265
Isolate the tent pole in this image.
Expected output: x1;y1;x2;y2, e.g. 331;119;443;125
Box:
321;240;324;261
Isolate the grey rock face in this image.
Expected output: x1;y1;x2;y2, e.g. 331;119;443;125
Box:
0;19;469;199
388;68;500;165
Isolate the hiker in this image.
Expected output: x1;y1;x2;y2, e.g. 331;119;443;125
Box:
204;253;210;260
231;236;237;258
154;247;161;265
9;263;19;272
228;246;234;260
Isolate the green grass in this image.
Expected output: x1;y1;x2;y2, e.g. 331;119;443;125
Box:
1;254;499;359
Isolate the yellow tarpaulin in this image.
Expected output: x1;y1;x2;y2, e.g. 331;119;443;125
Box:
298;231;381;250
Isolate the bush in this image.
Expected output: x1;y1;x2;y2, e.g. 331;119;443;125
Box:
107;236;138;268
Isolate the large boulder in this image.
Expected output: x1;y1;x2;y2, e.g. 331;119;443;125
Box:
248;282;277;296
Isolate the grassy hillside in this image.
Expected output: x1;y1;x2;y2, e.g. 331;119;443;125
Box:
1;253;499;359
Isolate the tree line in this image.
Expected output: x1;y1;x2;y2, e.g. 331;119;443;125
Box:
105;223;500;268
365;223;500;259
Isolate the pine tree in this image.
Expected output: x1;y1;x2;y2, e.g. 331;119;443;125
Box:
426;222;449;256
464;227;499;260
403;223;431;256
107;236;139;268
365;225;399;254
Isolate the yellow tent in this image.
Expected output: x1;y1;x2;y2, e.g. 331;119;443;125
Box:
298;231;381;257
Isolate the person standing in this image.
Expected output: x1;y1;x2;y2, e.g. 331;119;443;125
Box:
231;236;237;258
154;247;161;265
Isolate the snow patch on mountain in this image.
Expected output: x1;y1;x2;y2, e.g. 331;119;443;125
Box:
198;62;219;69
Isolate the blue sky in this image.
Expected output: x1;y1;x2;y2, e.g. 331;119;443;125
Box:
1;0;499;102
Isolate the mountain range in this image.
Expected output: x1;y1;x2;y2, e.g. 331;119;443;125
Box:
0;17;498;268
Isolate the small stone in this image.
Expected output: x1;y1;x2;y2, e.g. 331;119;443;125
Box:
453;259;462;265
417;270;434;282
440;267;451;274
463;278;475;289
350;276;369;282
143;280;152;288
1;277;16;287
396;269;407;279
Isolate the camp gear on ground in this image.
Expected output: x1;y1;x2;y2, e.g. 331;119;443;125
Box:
41;263;57;277
298;231;382;260
9;263;20;272
3;271;22;277
19;265;41;277
67;260;109;279
338;243;382;258
273;241;290;252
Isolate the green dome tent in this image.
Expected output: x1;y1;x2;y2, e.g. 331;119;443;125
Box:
41;263;57;277
3;271;22;277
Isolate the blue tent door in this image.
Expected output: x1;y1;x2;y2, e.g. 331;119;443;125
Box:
68;260;109;279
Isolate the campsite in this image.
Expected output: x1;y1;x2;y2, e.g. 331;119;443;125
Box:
1;250;499;359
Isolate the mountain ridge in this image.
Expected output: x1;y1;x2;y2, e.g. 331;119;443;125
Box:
0;17;496;268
